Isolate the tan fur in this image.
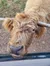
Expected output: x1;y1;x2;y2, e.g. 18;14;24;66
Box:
3;0;50;57
24;0;50;37
2;18;13;32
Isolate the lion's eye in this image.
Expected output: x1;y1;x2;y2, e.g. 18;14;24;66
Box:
33;29;35;31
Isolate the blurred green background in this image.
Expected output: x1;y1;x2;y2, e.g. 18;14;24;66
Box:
0;0;27;17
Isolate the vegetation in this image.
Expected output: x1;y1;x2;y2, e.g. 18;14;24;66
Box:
0;0;27;17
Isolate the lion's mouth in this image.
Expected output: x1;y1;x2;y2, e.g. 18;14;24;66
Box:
10;45;23;55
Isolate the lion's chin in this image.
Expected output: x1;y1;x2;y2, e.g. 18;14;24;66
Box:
10;54;23;58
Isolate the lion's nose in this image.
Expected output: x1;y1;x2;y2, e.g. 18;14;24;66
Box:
10;45;23;55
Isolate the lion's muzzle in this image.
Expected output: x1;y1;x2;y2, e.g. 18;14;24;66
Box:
9;45;23;55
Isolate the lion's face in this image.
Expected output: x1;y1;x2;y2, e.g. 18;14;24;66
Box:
3;13;36;57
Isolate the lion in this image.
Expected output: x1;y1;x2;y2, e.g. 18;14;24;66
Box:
2;0;50;58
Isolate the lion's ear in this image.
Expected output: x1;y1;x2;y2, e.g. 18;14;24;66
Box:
35;26;46;38
15;13;28;19
2;18;14;32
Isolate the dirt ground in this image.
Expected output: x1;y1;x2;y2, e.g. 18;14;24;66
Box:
0;0;50;54
0;22;50;54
